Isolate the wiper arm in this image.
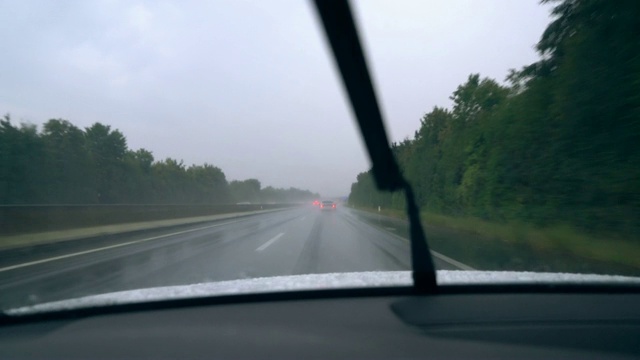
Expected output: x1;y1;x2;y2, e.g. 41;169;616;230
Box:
313;0;437;293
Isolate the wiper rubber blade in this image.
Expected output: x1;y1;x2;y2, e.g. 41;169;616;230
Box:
313;0;437;293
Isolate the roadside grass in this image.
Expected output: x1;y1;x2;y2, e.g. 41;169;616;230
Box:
351;205;640;271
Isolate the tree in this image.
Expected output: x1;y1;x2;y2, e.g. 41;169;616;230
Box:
0;116;48;203
120;148;155;203
187;164;230;204
151;158;188;203
348;0;640;237
85;123;128;203
229;179;261;203
41;119;95;203
1;116;319;206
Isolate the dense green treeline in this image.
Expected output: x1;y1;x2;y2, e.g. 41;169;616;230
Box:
0;116;319;204
350;0;639;237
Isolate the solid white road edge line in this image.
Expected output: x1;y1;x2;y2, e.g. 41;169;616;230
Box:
256;233;285;252
0;219;247;273
376;224;476;271
429;251;475;271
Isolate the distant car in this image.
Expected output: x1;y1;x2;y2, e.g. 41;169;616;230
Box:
320;200;336;210
313;200;320;206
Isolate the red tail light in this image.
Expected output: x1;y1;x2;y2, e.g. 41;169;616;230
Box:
332;204;336;208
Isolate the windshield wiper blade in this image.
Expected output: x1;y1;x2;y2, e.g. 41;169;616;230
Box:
313;0;437;293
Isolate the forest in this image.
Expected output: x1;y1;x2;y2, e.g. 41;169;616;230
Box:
349;0;639;239
0;117;319;205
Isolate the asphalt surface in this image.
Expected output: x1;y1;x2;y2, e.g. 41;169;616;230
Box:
0;206;466;309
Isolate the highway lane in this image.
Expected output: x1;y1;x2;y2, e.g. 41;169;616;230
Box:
0;206;465;309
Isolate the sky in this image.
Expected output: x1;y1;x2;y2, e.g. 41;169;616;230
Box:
0;0;552;197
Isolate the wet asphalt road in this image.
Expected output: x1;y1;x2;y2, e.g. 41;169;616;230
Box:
0;206;463;309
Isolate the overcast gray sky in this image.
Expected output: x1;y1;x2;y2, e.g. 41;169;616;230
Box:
0;0;551;197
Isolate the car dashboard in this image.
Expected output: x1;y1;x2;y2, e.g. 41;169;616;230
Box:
1;285;639;359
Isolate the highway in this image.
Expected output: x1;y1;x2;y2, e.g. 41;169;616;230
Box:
0;206;468;310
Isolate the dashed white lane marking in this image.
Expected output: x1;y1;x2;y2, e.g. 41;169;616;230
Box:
256;232;285;252
0;219;247;273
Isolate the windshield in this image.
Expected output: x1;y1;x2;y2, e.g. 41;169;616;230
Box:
1;0;638;311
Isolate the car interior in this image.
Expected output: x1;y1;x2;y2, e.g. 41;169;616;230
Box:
1;1;639;358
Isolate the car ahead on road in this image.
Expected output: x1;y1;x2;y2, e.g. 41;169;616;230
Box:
320;200;336;210
312;200;320;206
